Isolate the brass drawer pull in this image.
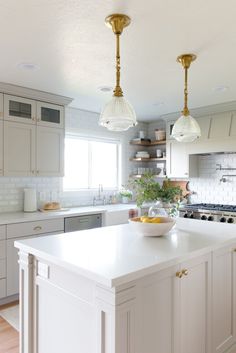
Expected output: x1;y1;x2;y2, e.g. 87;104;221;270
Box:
33;226;42;231
176;271;183;278
176;269;189;278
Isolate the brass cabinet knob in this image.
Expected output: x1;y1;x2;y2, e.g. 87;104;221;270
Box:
182;269;188;276
176;271;183;278
234;249;236;252
33;226;42;231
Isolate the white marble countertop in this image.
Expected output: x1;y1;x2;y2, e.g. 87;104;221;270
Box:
15;218;236;288
0;203;137;225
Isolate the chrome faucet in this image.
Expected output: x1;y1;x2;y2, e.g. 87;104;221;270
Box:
93;184;106;205
98;184;103;199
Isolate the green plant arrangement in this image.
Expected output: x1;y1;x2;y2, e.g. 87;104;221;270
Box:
128;173;182;207
119;188;133;199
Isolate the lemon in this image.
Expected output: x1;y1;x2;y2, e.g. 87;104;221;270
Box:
151;217;162;223
140;216;149;222
141;217;154;223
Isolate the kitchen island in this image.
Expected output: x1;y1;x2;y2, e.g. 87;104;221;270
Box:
15;218;236;353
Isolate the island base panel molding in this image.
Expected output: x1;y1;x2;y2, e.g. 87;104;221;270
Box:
19;254;136;353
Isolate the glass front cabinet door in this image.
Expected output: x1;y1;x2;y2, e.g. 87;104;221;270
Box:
4;95;36;124
36;102;64;128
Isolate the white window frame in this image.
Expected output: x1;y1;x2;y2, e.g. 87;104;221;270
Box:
63;133;122;192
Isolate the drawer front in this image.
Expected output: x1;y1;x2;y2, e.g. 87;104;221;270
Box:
0;225;6;240
0;278;6;298
0;259;6;279
0;240;6;259
7;218;64;239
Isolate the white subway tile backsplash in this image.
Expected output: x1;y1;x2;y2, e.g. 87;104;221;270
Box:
189;153;236;204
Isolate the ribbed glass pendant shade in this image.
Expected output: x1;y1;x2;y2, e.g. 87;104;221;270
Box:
171;114;201;142
99;96;137;131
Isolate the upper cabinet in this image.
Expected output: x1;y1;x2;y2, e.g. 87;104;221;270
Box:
0;84;72;177
0;121;3;176
4;95;64;128
4;95;36;124
36;101;64;128
0;94;3;120
166;140;198;179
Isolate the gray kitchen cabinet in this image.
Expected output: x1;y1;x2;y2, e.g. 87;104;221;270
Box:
6;218;64;296
4;121;36;176
0;120;3;176
4;122;64;177
212;244;236;353
166;140;198;179
4;94;36;124
36;126;64;176
36;101;64;128
3;93;65;177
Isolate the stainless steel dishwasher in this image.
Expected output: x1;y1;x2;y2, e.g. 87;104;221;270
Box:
64;214;102;232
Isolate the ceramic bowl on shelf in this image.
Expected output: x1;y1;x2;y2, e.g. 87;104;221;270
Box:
128;216;175;236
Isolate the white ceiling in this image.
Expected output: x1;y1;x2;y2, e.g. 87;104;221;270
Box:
1;0;236;121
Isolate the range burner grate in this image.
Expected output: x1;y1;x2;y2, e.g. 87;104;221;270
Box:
184;203;236;212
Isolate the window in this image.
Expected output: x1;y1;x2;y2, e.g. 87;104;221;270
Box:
63;135;121;190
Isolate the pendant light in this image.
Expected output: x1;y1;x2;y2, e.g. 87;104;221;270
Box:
99;14;137;131
172;54;201;142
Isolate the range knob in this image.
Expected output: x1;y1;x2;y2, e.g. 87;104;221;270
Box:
189;213;194;219
227;217;234;224
201;215;207;220
208;216;214;221
183;213;188;218
220;217;226;223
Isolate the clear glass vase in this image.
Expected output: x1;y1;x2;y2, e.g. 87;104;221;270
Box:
148;201;168;217
148;201;179;218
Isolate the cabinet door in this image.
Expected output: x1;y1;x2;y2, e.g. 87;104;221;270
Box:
4;121;36;176
0;121;3;175
136;265;178;353
36;126;64;176
37;101;64;128
0;93;3;119
4;94;36;124
166;120;176;140
166;141;189;178
212;245;236;353
176;253;212;353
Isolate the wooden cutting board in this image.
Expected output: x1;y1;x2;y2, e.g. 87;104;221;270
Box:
163;180;190;198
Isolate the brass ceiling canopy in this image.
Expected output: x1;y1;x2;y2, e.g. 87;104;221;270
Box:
105;14;131;35
177;54;197;69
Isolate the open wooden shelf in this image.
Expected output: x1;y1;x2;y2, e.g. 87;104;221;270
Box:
130;157;166;162
130;140;166;146
129;174;165;179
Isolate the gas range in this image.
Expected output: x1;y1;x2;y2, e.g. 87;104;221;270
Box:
179;203;236;223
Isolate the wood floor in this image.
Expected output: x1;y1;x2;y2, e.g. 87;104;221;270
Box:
0;302;19;353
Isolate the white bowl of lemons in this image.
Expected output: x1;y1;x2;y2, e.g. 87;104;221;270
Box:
128;216;175;236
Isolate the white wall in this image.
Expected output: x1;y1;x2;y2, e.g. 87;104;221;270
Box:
189;153;236;204
0;107;147;212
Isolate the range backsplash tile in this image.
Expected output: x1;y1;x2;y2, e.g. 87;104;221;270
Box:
189;153;236;204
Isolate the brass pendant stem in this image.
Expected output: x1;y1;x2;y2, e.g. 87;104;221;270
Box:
183;67;189;116
114;33;123;97
177;54;197;117
105;14;131;98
